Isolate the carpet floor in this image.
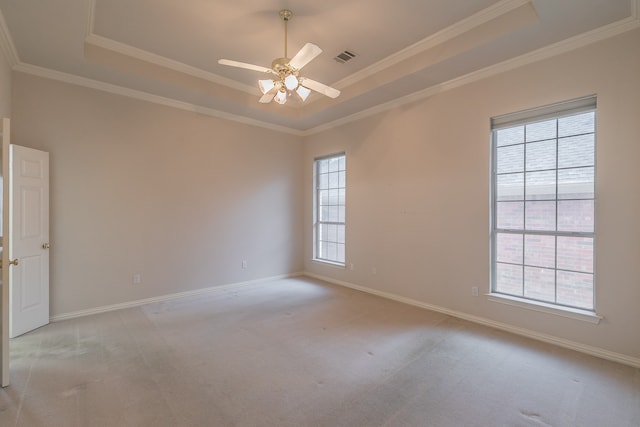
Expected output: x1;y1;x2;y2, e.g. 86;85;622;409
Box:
0;277;639;426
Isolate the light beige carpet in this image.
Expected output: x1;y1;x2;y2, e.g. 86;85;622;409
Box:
0;277;638;426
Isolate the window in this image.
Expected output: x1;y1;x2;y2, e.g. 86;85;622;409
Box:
314;153;346;265
491;96;596;311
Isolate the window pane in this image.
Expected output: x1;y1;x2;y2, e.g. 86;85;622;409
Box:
319;190;329;205
524;267;555;303
329;172;339;188
492;101;595;311
315;154;346;265
497;144;524;174
319;240;328;259
320;173;330;190
327;242;337;260
496;126;524;147
557;200;594;232
329;157;340;172
557;271;593;309
559;112;594;137
339;171;346;188
524;234;555;268
558;134;594;168
526;119;556;142
327;224;337;242
328;206;338;222
319;159;329;173
496;173;524;201
557;236;593;273
526;140;556;171
328;189;339;205
337;225;345;244
318;224;328;241
526;170;556;200
495;263;523;296
496;202;524;229
558;167;594;199
320;206;328;221
496;233;523;264
525;201;556;231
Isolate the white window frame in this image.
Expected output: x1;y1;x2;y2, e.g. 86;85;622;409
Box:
313;153;346;266
490;96;598;315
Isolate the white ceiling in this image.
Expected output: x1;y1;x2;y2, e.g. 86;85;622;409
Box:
0;0;637;134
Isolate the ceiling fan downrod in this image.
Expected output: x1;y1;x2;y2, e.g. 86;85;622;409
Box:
279;9;293;59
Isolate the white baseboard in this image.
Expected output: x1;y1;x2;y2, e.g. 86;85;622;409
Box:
303;272;640;369
50;272;305;322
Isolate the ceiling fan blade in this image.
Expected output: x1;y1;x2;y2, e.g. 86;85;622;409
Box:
259;92;274;103
288;43;322;70
299;77;341;99
218;59;274;74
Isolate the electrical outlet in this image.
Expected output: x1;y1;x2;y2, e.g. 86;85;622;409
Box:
472;286;479;297
242;260;248;269
371;267;377;275
349;263;355;271
133;274;141;284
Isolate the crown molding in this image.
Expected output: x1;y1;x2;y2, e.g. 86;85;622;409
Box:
331;0;533;91
0;9;18;67
302;5;640;136
14;62;304;136
84;0;256;95
84;34;258;96
1;1;638;136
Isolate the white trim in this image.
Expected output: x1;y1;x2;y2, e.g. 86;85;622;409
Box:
487;293;602;324
51;272;304;322
0;9;19;67
331;0;532;91
13;63;305;136
303;272;640;368
302;9;640;135
84;0;255;94
84;33;258;95
1;1;638;135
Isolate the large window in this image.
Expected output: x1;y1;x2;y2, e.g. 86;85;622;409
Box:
314;153;346;265
491;96;596;311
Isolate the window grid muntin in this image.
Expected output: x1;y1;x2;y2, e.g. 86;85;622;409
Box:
314;153;346;265
492;107;595;311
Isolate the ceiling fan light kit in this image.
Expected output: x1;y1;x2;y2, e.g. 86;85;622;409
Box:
218;9;340;105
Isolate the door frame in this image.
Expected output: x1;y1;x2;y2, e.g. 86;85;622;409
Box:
1;117;10;387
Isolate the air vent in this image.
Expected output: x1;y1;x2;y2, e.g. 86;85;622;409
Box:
334;50;356;64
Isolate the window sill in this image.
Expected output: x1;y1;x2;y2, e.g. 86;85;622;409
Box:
311;259;346;269
487;293;603;324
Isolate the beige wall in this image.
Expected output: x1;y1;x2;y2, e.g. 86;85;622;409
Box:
7;27;639;361
304;28;640;359
0;49;10;117
11;73;304;315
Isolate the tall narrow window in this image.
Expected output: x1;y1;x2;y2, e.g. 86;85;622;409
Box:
314;153;346;265
491;96;596;311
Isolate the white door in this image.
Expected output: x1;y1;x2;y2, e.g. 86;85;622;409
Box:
9;144;50;338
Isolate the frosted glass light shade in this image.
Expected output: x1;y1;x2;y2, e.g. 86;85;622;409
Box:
284;74;299;91
258;79;275;95
274;89;287;104
296;85;311;101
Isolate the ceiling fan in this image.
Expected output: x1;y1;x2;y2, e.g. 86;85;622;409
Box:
218;9;341;105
